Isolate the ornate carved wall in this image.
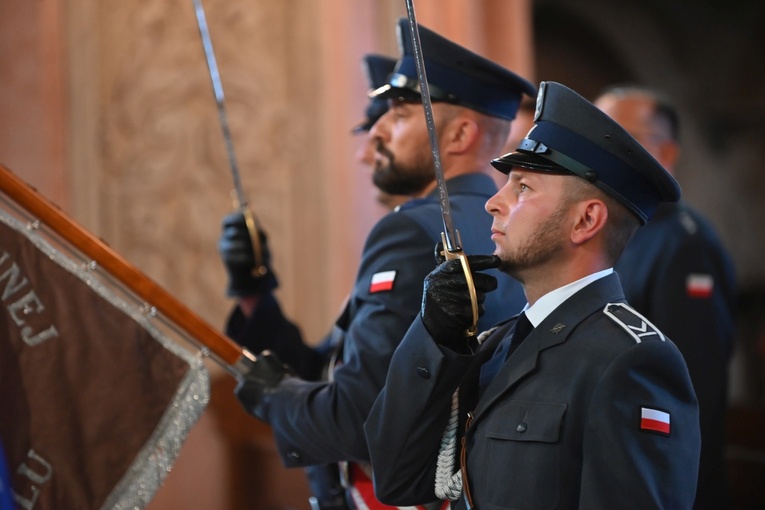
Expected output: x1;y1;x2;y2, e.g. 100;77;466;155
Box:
59;0;538;351
95;0;304;333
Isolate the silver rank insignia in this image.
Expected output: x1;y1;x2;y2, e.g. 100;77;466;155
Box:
603;303;665;344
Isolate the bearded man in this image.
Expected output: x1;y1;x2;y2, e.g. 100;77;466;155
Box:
232;18;533;510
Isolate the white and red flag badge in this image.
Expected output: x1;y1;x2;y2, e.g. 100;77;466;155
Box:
640;407;671;435
370;270;397;293
686;273;714;298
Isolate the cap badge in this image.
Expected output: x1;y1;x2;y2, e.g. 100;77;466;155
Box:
534;82;546;121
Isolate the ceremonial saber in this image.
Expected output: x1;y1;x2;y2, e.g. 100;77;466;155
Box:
0;163;257;378
192;0;268;277
403;0;479;336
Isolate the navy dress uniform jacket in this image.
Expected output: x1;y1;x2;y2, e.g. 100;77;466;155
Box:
260;173;526;466
366;273;701;509
615;201;736;509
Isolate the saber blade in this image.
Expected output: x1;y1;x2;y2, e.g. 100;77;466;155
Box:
192;0;247;209
403;0;478;335
192;0;267;276
403;0;460;253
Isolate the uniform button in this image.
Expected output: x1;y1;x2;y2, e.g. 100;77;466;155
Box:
516;422;527;433
288;450;301;460
416;367;431;379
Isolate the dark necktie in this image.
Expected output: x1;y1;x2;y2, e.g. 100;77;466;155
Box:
478;312;533;396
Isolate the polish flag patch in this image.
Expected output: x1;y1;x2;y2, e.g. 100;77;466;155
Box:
686;273;713;298
640;407;670;435
370;270;397;293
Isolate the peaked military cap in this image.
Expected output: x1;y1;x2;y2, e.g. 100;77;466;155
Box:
353;54;397;133
370;18;536;121
491;81;681;224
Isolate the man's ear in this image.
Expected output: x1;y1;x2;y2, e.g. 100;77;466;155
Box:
442;116;480;155
570;199;608;245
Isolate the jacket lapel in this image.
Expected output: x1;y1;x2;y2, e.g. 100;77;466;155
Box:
458;320;513;417
470;273;626;424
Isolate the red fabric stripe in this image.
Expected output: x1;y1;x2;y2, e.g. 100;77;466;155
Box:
641;417;670;434
687;287;713;298
349;463;401;510
370;280;395;293
349;463;448;510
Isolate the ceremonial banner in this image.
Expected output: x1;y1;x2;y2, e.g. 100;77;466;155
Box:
0;170;210;509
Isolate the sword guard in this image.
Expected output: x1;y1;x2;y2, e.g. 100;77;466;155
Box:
440;231;479;337
240;205;269;277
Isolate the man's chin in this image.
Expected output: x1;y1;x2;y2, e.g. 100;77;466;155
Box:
497;256;517;275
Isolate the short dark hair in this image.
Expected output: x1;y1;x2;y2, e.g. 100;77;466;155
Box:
564;176;641;264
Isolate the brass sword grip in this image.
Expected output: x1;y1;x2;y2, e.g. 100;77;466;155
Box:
230;191;268;277
441;231;479;337
241;205;268;277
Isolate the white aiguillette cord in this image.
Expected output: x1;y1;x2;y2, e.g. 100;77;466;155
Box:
434;327;497;501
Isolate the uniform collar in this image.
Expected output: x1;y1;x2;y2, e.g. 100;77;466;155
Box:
396;173;499;213
525;268;614;328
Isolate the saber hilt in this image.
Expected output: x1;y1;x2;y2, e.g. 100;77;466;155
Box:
440;233;479;337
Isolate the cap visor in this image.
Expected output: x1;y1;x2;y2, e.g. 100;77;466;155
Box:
491;151;570;175
369;84;422;103
352;119;373;134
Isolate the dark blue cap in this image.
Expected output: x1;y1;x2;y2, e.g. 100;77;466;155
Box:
353;54;397;133
491;82;681;224
370;18;536;121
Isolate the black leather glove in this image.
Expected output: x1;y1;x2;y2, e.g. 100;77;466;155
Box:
218;212;278;297
234;350;291;422
421;243;500;352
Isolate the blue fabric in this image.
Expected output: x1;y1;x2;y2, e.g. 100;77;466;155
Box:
529;121;660;223
491;82;681;225
478;312;532;396
0;441;14;510
366;273;701;509
395;56;523;121
255;174;526;467
373;18;536;121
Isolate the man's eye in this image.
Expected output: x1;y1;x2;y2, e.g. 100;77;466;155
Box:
390;109;405;120
519;183;529;192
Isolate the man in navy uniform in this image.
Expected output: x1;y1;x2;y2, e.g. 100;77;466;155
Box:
220;53;401;510
595;85;737;509
227;19;533;510
365;82;701;509
220;53;402;384
219;53;401;510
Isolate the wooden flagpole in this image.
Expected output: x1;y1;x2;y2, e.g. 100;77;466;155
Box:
0;163;255;376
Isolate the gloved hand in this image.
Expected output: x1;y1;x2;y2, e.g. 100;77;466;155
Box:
234;350;291;422
218;212;278;297
421;243;500;352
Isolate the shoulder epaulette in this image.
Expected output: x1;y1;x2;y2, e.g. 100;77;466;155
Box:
603;303;665;343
